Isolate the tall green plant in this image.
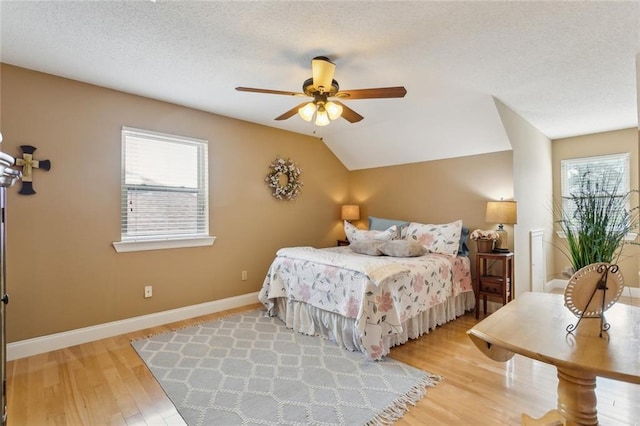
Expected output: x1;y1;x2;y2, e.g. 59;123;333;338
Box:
558;171;639;273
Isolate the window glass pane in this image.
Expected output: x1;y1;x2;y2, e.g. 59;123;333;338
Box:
560;153;629;229
562;153;629;196
125;136;199;188
121;127;208;242
126;189;199;237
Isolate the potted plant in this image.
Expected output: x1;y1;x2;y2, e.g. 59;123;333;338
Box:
557;171;639;274
470;229;500;253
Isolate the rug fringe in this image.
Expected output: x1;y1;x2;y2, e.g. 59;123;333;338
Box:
365;373;442;426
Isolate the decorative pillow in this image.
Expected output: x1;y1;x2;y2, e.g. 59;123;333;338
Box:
459;226;470;257
378;240;427;257
368;216;410;239
349;240;385;256
344;221;398;243
405;220;463;256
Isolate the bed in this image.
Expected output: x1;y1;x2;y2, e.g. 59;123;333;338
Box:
258;219;476;360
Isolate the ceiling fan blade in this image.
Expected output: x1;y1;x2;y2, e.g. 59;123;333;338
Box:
334;101;364;123
274;102;309;121
311;56;336;93
335;86;407;99
236;87;306;97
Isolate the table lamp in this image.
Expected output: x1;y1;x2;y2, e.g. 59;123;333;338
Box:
485;200;517;253
341;204;360;222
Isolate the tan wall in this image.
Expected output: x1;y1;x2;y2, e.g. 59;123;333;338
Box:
7;62;628;343
551;128;640;287
348;151;515;275
0;64;350;342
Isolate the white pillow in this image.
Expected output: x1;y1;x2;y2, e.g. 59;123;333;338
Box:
344;220;398;243
405;220;463;256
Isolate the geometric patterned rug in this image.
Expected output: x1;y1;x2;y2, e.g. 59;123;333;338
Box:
132;309;440;426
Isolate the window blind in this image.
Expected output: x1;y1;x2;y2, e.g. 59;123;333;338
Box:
560;152;629;226
121;127;208;241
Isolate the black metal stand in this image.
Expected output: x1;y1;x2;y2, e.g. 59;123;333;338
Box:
0;148;21;426
1;187;7;426
566;264;617;338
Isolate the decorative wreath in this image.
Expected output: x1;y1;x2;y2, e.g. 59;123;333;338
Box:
265;157;303;201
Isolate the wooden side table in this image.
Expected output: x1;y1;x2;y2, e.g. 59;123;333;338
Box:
337;239;350;246
475;252;514;319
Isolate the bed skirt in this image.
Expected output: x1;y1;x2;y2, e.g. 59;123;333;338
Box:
270;291;476;357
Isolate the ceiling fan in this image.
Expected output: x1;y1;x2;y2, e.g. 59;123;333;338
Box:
236;56;407;126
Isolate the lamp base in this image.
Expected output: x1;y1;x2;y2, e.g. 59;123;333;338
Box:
495;227;508;251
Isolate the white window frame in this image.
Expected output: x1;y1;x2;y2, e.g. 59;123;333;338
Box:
558;152;635;240
113;127;214;253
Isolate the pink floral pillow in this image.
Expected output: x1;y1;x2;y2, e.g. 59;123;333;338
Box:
344;221;399;243
405;220;463;256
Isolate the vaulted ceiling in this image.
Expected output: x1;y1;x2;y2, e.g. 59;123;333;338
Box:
1;1;638;170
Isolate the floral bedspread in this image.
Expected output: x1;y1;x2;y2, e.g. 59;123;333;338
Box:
258;246;473;360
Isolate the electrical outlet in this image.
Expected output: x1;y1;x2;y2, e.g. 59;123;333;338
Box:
144;285;153;298
241;270;248;281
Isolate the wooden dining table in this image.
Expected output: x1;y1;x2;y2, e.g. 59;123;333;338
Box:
467;292;640;425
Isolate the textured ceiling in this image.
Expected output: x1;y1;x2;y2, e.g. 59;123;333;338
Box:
1;1;638;170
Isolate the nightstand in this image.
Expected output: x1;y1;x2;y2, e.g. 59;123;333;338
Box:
475;252;514;319
337;239;350;246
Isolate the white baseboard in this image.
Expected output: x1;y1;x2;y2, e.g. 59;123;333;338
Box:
545;279;569;293
622;286;640;298
544;279;640;298
7;291;260;361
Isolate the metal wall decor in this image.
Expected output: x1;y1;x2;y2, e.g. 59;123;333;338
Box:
15;145;51;195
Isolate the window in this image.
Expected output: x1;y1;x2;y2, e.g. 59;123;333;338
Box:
560;152;630;230
113;127;213;252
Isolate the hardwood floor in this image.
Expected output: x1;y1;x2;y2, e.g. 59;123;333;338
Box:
7;298;640;425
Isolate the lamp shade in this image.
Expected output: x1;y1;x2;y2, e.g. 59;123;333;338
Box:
298;102;316;122
315;106;330;126
341;204;360;221
485;201;517;224
325;101;343;120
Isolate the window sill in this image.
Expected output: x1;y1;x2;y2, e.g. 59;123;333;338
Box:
555;231;637;241
112;236;216;253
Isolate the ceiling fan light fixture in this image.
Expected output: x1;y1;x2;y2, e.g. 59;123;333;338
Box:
298;102;316;122
237;56;406;125
325;101;343;120
315;106;330;126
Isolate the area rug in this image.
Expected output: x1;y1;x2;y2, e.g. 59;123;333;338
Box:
132;309;440;426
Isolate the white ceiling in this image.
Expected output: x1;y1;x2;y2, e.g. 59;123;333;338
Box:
1;1;638;170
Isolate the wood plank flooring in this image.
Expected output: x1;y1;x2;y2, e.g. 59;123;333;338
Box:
7;298;640;425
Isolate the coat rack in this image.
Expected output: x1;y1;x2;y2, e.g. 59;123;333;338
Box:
0;133;22;426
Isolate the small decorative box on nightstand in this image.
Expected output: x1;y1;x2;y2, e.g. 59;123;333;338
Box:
475;252;514;319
